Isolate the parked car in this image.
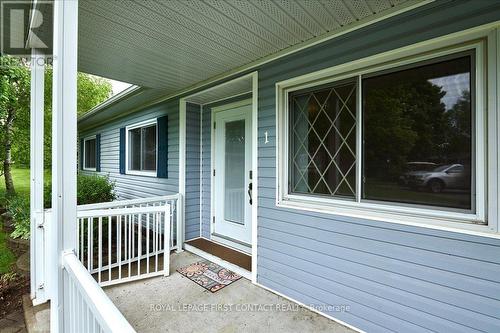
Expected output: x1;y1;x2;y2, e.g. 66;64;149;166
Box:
406;164;469;193
398;162;437;186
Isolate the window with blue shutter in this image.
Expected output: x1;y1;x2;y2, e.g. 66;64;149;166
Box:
157;115;168;178
96;134;101;172
119;127;126;174
80;138;84;170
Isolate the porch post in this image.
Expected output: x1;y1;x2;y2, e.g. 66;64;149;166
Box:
29;49;46;304
178;99;186;252
51;0;78;332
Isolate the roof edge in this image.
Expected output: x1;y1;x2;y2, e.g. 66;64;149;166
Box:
78;85;142;123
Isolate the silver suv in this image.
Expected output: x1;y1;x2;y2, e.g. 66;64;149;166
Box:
398;162;437;186
406;164;469;193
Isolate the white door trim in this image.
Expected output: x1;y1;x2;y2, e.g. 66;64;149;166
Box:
251;72;258;284
181;71;259;284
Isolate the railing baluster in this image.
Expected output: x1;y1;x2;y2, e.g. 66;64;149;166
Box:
90;217;94;272
118;215;122;280
76;284;80;333
132;213;135;260
98;216;102;284
69;279;73;333
87;217;91;271
155;212;159;273
163;209;170;276
138;212;142;276
85;302;88;333
80;218;84;261
146;213;150;274
108;216;112;283
128;213;132;278
76;218;80;259
124;213;128;266
170;202;174;249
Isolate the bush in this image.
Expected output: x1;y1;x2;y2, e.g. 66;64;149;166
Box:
7;195;30;240
44;173;116;208
77;174;116;205
10;174;116;239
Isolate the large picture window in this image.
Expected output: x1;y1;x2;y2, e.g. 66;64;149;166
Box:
279;42;489;229
127;120;157;174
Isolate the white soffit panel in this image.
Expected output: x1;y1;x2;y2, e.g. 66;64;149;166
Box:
77;0;419;92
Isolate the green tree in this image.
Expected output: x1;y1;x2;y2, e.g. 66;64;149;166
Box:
0;56;30;195
12;66;112;167
444;90;471;162
363;79;447;179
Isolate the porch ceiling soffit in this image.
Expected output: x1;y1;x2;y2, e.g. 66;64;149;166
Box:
76;0;419;91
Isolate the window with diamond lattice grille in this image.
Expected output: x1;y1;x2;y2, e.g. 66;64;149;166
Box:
289;80;357;198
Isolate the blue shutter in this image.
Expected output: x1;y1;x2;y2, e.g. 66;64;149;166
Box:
119;128;126;174
96;134;101;172
157;116;168;178
80;138;84;170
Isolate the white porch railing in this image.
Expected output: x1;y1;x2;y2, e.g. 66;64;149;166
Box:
76;195;181;286
63;251;135;333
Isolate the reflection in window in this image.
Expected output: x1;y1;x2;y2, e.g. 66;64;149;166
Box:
289;80;357;198
362;55;473;210
128;123;157;173
84;138;96;169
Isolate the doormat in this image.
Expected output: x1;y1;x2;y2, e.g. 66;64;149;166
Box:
177;260;242;293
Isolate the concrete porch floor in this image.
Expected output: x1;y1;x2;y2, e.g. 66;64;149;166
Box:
104;251;355;333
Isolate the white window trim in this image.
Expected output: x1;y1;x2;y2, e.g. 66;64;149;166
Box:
82;135;97;172
125;118;158;177
276;26;500;236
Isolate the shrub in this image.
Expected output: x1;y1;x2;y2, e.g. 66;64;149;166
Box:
10;174;116;239
7;195;30;240
77;174;116;205
44;173;116;208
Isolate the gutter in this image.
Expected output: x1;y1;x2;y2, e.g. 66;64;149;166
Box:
77;85;142;123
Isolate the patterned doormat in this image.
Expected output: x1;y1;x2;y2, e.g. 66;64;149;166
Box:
177;259;242;293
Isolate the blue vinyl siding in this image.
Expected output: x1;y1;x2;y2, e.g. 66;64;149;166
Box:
80;99;179;199
185;103;201;240
78;1;500;332
254;1;500;332
200;104;211;239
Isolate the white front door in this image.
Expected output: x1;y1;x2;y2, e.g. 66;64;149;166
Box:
213;102;252;245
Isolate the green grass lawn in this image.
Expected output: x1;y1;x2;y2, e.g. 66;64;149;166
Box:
0;168;51;200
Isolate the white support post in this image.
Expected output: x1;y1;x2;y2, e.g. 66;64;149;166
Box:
29;49;46;305
51;0;79;332
178;99;186;252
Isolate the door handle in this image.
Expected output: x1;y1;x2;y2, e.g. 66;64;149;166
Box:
247;182;253;205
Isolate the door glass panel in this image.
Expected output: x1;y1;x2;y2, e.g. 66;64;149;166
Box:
224;120;245;224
